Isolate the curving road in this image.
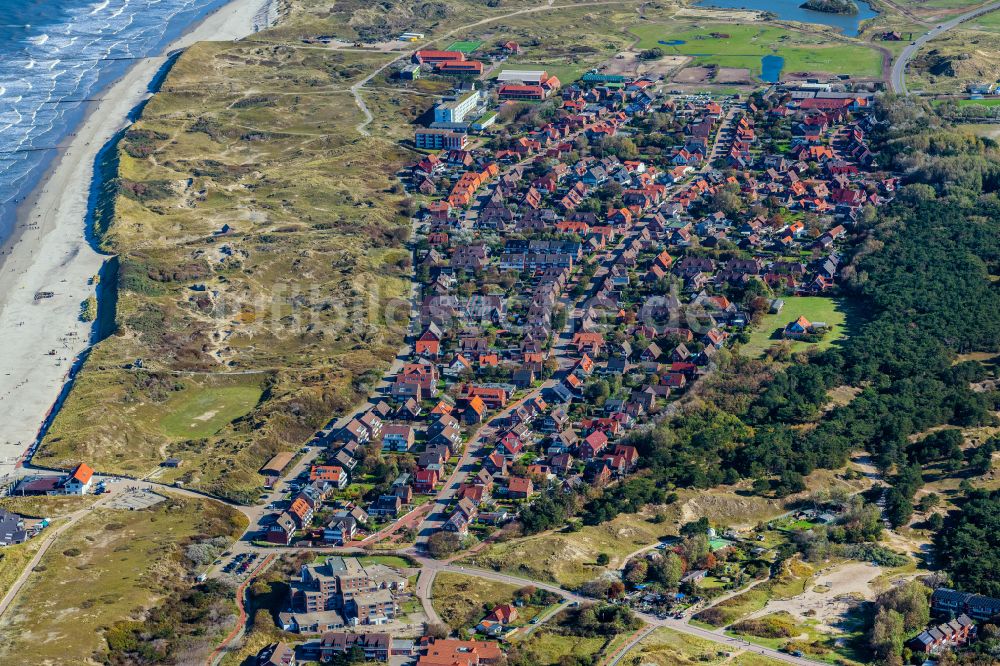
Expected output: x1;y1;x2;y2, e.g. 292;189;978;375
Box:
411;557;820;666
890;0;1000;94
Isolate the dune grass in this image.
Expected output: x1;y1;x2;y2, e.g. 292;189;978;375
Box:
0;494;246;664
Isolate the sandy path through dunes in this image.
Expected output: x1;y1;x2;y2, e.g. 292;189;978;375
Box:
0;0;275;480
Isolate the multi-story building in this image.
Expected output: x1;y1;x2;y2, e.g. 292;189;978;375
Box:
348;589;398;625
288;557;408;628
381;424;415;452
415;129;468;151
433;91;481;124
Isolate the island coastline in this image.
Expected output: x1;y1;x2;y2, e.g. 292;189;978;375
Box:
0;0;278;481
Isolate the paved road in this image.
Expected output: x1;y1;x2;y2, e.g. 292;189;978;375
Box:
890;0;1000;94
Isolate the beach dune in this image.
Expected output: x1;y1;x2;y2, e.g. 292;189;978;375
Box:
0;0;275;481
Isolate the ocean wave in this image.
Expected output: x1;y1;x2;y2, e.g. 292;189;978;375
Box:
0;0;224;224
110;0;129;19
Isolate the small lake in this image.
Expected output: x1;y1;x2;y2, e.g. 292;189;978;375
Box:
761;54;784;82
695;0;878;37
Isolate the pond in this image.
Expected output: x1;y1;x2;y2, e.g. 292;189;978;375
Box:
658;39;687;46
761;54;784;83
695;0;878;37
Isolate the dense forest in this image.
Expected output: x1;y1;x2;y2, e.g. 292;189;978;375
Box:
935;489;1000;597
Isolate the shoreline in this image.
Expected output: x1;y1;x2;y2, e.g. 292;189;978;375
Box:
0;0;278;480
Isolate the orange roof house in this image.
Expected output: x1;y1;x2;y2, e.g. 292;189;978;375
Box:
288;497;313;526
309;465;344;482
784;315;813;338
479;354;500;367
71;463;94;485
430;400;454;415
463;395;487;424
414;50;466;64
572;331;605;354
417;639;503;666
487;604;519;624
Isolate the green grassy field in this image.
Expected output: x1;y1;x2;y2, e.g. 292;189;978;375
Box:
356;554;415;569
446;40;483;53
629;24;882;78
159;384;262;439
741;296;859;358
957;98;1000;107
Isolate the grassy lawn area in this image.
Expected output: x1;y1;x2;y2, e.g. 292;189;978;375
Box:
628;24;882;78
431;572;522;630
158;384;262;439
356;554;415;569
741;296;860;358
0;494;246;664
957;98;1000;107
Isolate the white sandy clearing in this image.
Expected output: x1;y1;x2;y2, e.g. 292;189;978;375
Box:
0;0;277;480
741;561;882;632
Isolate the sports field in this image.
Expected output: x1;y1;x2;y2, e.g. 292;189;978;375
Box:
446;40;483;53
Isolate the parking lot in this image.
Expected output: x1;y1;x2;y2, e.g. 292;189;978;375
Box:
222;552;262;578
105;488;166;511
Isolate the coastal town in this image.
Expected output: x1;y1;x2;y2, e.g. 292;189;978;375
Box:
2;0;1000;664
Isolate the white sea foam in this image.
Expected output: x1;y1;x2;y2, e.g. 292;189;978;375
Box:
0;0;223;221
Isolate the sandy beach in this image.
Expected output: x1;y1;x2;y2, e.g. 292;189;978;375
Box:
0;0;278;481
